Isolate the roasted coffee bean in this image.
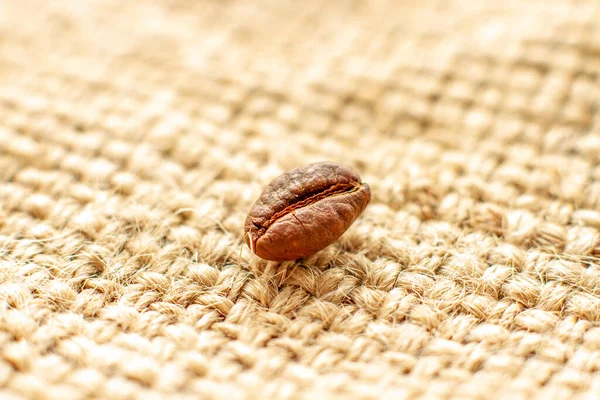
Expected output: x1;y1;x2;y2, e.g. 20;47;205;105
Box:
244;161;371;261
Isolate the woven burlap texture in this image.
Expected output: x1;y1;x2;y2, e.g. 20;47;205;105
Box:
1;0;600;399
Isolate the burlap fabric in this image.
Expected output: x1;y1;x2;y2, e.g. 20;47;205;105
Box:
1;0;600;399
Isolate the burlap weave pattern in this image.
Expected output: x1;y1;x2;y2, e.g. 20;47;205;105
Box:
1;0;600;399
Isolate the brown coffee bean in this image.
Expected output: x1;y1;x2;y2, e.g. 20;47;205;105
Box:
244;161;371;261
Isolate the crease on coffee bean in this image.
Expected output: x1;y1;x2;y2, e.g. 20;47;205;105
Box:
254;182;362;240
292;212;308;235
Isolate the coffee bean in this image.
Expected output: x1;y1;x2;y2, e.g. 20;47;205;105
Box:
244;161;371;261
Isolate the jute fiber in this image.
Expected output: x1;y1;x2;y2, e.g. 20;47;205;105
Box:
1;0;600;399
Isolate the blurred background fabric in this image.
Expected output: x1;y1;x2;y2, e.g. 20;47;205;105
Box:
1;0;600;399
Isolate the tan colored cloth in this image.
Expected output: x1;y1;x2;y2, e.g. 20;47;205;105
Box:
1;0;600;398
